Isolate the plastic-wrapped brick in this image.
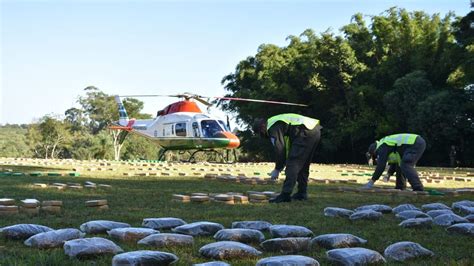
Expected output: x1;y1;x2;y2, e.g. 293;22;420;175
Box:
64;237;123;258
79;220;130;234
214;229;265;244
384;241;434;261
199;241;262;260
310;234;367;249
327;247;386;265
256;255;320;266
1;224;53;240
172;222;224;236
112;250;178;266
24;228;84;248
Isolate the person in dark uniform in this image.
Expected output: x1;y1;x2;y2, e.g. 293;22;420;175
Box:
367;147;407;190
253;113;321;203
364;133;426;191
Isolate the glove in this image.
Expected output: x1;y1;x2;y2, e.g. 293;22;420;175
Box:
270;169;280;180
362;180;374;189
382;174;390;182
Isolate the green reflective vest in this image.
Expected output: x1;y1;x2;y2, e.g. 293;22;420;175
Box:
376;133;419;150
267;113;319;159
267;113;320;131
387;152;401;165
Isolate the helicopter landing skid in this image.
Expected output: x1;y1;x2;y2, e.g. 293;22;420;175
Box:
188;149;231;163
157;148;233;163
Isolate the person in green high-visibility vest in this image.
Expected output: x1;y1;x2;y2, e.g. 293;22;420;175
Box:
367;148;407;190
365;133;426;191
253;113;321;203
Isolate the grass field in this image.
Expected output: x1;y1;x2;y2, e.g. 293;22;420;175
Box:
0;158;473;265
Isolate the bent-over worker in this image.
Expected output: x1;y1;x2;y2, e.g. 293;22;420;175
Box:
365;133;425;191
367;147;407;190
254;113;321;203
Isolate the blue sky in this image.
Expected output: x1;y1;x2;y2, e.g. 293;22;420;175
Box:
0;0;470;125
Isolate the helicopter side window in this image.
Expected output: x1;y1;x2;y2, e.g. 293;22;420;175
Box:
175;122;187;137
192;122;200;137
201;120;223;138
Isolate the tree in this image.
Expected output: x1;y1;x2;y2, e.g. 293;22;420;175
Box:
221;8;472;165
383;71;433;131
28;116;71;159
448;12;474;89
65;131;114;160
77;86;152;160
0;125;31;158
121;134;159;160
64;107;87;132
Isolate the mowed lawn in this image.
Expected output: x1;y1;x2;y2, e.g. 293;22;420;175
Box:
0;163;473;265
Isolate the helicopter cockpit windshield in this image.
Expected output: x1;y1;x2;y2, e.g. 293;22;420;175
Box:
201;120;225;138
218;120;230;132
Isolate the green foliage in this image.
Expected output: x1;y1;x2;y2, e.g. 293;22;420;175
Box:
0;125;31;158
383;70;432;130
223;8;473;166
453;11;474;47
77;86;121;134
65;131;115;160
64;107;87;133
26;116;72;159
121;134;160;160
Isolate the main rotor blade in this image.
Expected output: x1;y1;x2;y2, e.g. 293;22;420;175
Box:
118;94;180;98
214;96;308;107
192;96;213;106
118;93;308;107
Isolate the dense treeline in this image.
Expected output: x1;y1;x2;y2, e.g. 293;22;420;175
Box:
222;8;473;166
0;87;160;161
0;8;472;166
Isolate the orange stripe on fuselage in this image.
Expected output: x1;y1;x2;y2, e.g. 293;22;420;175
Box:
221;131;240;149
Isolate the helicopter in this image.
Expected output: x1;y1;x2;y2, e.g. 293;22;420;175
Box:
110;93;307;162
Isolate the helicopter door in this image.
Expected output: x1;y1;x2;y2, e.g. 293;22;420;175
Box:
192;122;200;137
163;123;173;136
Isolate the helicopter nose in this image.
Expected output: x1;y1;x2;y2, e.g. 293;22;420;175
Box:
222;131;240;149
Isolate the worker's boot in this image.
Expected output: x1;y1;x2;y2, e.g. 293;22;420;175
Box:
291;190;308;201
269;192;291;203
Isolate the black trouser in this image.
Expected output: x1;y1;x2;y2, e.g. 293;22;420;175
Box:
400;136;426;191
282;125;321;194
394;166;407;190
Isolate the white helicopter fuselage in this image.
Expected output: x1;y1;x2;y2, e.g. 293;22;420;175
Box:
112;97;240;150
